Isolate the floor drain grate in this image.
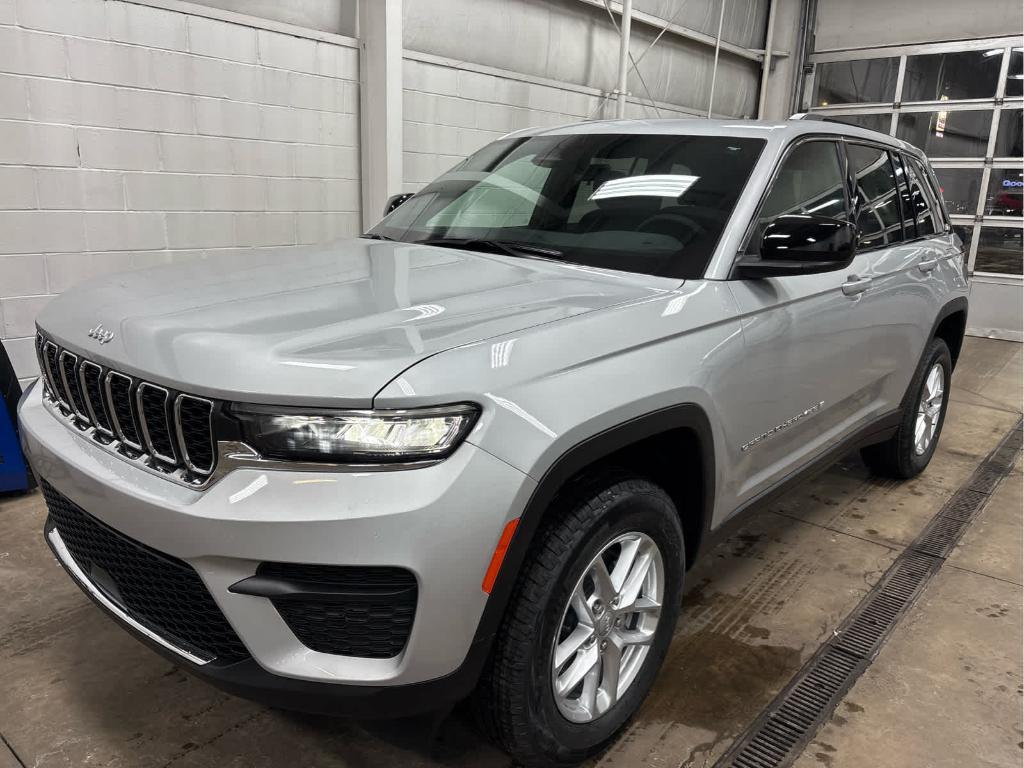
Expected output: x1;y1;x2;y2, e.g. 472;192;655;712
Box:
715;419;1021;768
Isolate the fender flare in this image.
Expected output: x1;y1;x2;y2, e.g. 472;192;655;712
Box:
467;402;715;656
901;296;969;411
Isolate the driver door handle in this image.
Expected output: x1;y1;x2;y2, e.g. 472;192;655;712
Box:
918;257;939;273
841;275;872;297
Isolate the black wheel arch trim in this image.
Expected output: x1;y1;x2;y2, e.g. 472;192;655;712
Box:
461;403;716;674
930;295;968;366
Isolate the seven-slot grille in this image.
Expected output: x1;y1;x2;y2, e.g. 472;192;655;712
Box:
35;332;217;482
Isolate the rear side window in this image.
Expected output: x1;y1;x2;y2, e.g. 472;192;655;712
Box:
906;155;947;233
898;153;943;237
746;140;848;253
847;144;904;250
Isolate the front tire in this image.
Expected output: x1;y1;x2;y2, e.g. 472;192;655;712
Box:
477;474;684;767
861;337;951;479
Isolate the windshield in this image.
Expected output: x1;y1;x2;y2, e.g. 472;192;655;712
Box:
368;133;765;279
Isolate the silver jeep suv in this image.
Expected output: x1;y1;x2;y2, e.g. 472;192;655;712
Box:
19;118;968;767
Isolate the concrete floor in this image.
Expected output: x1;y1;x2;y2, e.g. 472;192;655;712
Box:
1;337;1020;768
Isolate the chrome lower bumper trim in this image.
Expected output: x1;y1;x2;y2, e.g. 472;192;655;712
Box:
46;526;212;666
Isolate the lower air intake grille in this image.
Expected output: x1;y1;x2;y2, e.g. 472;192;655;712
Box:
258;562;418;659
42;482;249;664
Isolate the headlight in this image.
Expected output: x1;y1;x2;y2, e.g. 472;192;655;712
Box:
229;403;479;463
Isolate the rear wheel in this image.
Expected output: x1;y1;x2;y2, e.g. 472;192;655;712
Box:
477;475;684;767
861;338;951;478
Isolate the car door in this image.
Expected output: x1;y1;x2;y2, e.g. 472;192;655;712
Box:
844;144;950;414
722;138;882;512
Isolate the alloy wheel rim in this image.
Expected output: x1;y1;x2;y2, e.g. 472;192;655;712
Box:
914;363;945;456
550;531;664;723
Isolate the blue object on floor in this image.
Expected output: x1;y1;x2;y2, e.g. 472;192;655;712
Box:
0;340;32;492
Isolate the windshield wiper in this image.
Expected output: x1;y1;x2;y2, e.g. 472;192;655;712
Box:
360;233;395;241
415;238;564;260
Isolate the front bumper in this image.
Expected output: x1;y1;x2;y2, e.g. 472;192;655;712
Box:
19;381;535;710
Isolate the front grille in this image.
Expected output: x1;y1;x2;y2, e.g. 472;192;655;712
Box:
258;562;418;659
35;332;217;484
42;481;249;664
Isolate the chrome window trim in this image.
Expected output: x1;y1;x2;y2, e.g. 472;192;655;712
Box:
174;394;214;476
46;526;212;666
105;371;144;452
136;382;178;465
78;360;113;437
58;350;91;425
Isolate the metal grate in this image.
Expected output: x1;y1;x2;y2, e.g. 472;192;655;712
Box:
42;481;249;664
137;383;177;464
716;419;1021;768
78;361;112;436
176;395;215;475
35;332;218;484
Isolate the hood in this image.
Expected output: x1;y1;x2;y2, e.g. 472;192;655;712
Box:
37;239;670;406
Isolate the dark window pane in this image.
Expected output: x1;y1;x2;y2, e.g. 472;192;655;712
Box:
892;154;917;238
975;227;1023;274
995;109;1023;157
933;168;983;216
747;141;847;253
1006;50;1022;98
896;110;993;157
985;168;1024;217
905;155;944;236
847;143;903;249
814;59;899;106
821;113;891;134
902;50;1003;101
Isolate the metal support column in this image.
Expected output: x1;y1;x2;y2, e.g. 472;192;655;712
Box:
707;0;726;117
358;0;403;231
757;0;777;118
615;0;633;118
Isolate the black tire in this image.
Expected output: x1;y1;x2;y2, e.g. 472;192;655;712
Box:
861;337;952;479
476;473;684;767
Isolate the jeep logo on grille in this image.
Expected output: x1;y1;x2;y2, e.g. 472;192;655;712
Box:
87;324;114;345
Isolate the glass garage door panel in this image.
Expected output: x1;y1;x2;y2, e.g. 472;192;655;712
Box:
896;110;993;157
902;50;1003;102
1007;49;1023;97
985;169;1023;216
825;113;892;134
975;227;1023;274
934;168;984;216
994;109;1023;158
814;58;899;106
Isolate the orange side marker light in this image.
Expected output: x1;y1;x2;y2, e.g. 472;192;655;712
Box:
482;518;520;594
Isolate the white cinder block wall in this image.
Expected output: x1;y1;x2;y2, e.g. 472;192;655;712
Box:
401;54;705;191
0;0;361;384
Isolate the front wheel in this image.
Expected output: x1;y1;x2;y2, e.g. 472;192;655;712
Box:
477;475;684;767
861;337;952;478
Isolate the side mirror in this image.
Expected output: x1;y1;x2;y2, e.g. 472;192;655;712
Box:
734;214;855;279
383;192;414;217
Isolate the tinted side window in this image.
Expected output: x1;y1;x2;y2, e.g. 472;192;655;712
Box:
747;140;848;253
847;144;904;250
901;154;943;237
907;155;947;231
892;154;917;239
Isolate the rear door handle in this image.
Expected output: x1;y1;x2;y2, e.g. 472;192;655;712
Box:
918;257;938;273
841;275;872;297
